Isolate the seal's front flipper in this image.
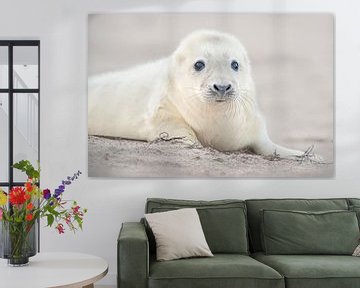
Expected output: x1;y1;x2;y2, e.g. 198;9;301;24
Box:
148;114;201;147
252;137;323;163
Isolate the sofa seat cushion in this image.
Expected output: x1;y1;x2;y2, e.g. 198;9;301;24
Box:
252;252;360;288
149;254;284;288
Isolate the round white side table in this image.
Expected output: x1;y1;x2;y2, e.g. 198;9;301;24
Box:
0;252;108;288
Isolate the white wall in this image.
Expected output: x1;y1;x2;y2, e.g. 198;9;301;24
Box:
1;0;360;285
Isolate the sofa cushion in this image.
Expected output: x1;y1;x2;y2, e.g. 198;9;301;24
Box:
347;198;360;207
261;209;359;255
145;208;213;261
252;252;360;288
146;198;248;254
347;199;360;229
349;205;360;228
246;198;349;252
149;254;284;288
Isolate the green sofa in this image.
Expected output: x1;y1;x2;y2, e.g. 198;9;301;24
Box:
118;198;360;288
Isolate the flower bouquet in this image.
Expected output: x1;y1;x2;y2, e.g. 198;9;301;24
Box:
0;160;87;266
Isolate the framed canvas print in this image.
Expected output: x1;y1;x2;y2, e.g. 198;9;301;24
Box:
88;13;334;178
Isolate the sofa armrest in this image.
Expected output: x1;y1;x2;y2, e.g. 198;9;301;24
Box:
118;222;149;288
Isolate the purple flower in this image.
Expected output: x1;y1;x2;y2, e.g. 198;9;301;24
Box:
54;189;63;198
43;189;51;200
54;171;82;199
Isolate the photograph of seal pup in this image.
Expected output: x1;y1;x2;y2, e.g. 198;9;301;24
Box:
89;29;317;161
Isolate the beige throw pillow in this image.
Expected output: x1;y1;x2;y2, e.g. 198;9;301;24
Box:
353;244;360;256
145;208;213;261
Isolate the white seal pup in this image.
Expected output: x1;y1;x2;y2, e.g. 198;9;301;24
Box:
88;30;312;160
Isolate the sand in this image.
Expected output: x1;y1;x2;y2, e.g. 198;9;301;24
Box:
88;136;333;178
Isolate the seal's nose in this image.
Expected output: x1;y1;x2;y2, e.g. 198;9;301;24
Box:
212;83;232;96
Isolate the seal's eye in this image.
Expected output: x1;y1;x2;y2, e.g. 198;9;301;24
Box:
231;60;239;71
194;60;205;72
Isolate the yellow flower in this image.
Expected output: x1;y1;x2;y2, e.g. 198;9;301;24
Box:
0;190;7;206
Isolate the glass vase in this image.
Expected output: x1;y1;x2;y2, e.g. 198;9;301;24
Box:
0;220;37;266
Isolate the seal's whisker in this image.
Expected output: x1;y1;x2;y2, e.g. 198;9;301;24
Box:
237;97;249;115
230;101;238;119
241;95;255;112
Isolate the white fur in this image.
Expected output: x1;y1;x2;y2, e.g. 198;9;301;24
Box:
88;30;307;159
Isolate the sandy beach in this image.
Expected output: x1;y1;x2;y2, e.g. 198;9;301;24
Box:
88;136;333;178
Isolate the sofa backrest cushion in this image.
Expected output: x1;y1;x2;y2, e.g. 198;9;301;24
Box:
348;198;360;207
246;198;349;252
261;209;359;255
145;198;249;254
347;199;360;228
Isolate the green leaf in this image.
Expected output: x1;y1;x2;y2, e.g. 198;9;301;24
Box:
44;204;60;217
12;160;40;180
75;216;83;230
47;214;54;227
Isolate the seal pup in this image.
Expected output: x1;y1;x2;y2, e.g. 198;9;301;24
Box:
88;30;314;160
